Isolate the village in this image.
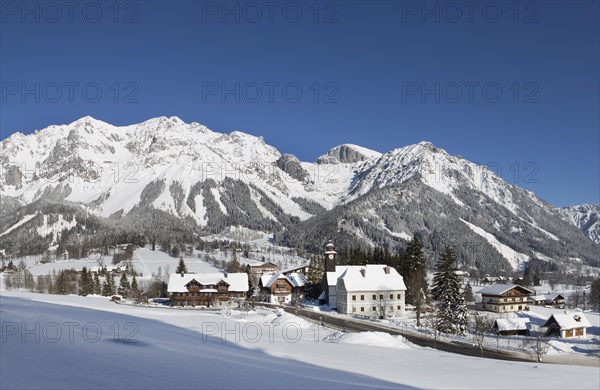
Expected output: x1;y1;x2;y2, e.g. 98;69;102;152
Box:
3;236;598;366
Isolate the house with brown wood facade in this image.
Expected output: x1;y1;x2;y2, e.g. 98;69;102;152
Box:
530;293;566;308
492;318;531;336
477;284;534;313
542;312;591;338
168;273;249;307
249;262;279;275
259;272;306;304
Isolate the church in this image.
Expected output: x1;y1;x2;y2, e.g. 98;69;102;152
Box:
319;241;406;318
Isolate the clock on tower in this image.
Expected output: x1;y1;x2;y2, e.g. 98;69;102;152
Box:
323;240;337;272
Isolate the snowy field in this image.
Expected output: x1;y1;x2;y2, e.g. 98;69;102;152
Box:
1;292;599;389
8;243;308;279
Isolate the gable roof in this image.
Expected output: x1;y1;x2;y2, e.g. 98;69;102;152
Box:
168;273;248;293
493;318;530;331
477;284;534;296
325;271;339;287
252;262;279;268
531;293;566;302
261;272;306;288
336;265;406;292
542;313;592;330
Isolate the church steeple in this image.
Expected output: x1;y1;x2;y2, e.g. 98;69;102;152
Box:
323;240;337;272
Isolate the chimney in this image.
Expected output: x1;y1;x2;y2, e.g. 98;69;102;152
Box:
384;266;390;274
180;272;184;277
360;268;366;278
224;271;228;278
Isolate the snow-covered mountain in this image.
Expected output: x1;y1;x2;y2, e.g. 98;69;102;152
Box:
559;204;600;245
1;116;597;274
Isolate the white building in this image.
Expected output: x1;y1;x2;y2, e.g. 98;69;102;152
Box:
333;265;406;318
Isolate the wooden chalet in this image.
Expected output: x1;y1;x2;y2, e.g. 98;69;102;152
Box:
168;273;249;307
492;318;530;336
249;262;279;275
530;293;566;308
259;272;306;305
481;276;508;285
477;284;534;313
543;312;591;338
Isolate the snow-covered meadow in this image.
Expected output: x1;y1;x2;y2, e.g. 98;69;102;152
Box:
1;292;599;389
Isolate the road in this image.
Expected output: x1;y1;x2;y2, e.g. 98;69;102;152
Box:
256;302;530;362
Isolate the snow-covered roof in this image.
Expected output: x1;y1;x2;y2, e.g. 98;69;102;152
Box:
168;273;248;293
325;271;339;286
335;265;406;292
543;313;591;330
531;293;565;302
478;284;534;296
251;262;278;268
261;272;306;288
494;318;530;331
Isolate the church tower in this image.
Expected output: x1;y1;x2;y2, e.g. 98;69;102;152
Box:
323;240;338;272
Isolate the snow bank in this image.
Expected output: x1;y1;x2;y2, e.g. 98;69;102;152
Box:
339;331;410;349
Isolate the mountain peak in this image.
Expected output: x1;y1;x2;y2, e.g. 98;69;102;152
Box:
70;115;109;127
317;144;382;164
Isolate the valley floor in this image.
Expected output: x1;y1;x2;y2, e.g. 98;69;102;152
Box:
1;292;599;389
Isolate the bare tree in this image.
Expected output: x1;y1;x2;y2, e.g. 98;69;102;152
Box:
426;309;441;349
524;336;550;362
472;314;494;357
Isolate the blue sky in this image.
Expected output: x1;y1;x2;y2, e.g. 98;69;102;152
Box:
1;0;598;207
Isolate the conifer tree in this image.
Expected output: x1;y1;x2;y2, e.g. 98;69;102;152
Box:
56;270;69;295
522;265;532;287
402;236;429;326
463;281;474;303
131;275;140;301
431;246;468;335
118;273;131;297
102;273;116;296
78;267;90;296
102;276;111;296
93;273;101;295
176;257;188;274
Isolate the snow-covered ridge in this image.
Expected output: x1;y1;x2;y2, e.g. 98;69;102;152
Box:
559;204;600;245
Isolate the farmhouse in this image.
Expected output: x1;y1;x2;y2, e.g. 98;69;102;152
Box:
481;276;508;285
168;273;249;307
477;284;534;313
530;293;566;308
335;265;406;318
542;312;591;338
249;262;279;275
492;318;531;336
259;272;306;304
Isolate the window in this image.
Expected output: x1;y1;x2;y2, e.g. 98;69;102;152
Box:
360;295;364;301
389;294;393;300
352;295;356;301
397;294;401;299
352;307;356;313
360;307;365;312
373;307;377;311
372;294;376;300
379;294;383;300
397;305;401;310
